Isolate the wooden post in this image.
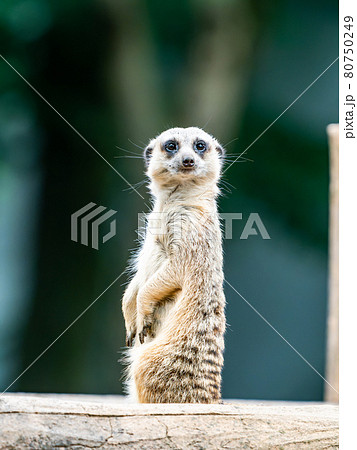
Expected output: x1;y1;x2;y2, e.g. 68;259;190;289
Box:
325;124;339;403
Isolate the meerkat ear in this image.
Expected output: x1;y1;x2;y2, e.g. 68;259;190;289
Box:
216;145;225;158
144;146;153;166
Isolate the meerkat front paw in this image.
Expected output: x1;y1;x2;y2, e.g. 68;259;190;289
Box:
122;288;138;347
137;315;156;344
126;326;137;347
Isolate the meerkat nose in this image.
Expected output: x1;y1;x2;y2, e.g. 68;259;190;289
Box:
182;157;195;168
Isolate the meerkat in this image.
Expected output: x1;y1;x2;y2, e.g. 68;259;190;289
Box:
122;127;226;403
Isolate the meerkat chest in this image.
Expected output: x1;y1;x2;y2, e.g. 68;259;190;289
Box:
136;236;165;282
146;207;183;248
135;212;170;282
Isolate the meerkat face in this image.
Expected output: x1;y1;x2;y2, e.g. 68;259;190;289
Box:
144;127;224;187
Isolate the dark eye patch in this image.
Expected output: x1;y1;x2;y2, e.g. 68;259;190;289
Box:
144;146;153;166
216;145;224;157
163;140;179;155
194;140;207;154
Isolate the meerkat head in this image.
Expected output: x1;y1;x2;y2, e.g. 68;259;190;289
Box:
144;127;224;192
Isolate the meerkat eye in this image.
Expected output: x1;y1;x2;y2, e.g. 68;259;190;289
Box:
194;140;207;153
164;140;178;154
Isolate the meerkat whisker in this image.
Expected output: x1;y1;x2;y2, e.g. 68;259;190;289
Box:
222;136;239;147
122;179;148;193
223;155;254;164
115;145;142;156
128;138;145;150
114;155;144;159
219;179;236;191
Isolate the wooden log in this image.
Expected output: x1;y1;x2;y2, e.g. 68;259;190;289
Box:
325;124;339;403
0;393;338;448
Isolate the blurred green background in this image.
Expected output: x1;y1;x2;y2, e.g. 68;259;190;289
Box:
0;0;338;400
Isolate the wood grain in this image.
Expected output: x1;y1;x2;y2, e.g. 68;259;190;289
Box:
0;393;338;449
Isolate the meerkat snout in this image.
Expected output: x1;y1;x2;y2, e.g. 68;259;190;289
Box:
182;155;195;168
180;148;197;170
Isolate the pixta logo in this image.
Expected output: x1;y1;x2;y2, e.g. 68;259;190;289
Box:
71;202;117;250
137;212;270;240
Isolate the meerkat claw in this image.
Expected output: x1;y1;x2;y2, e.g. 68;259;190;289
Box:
139;323;153;344
126;331;136;347
138;331;144;344
138;327;147;344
